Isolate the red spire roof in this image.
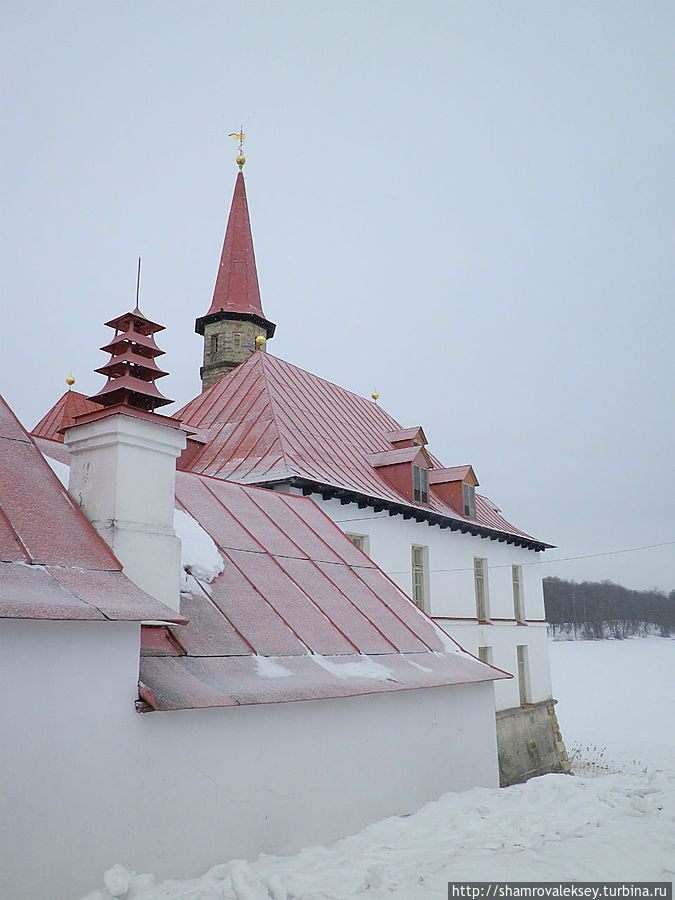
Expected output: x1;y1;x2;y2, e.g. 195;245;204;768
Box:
207;172;264;319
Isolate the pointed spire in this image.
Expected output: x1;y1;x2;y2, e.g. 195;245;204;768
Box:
208;172;263;319
196;170;275;338
195;161;276;391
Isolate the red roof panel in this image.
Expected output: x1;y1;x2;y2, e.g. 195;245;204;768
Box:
32;390;98;443
0;393;184;623
32;426;509;704
142;649;504;710
176;352;549;548
140;471;509;708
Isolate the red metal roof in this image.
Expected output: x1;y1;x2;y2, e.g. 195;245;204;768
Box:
385;426;427;445
429;465;476;484
32;390;98;443
367;446;428;467
203;172;268;320
0;393;184;623
140;471;509;709
175;352;549;548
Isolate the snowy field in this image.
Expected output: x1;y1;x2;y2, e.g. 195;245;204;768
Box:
81;638;675;900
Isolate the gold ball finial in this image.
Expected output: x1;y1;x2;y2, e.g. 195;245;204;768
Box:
237;154;246;170
255;335;266;348
371;390;379;401
66;374;75;388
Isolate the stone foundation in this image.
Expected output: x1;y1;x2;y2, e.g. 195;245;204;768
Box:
496;699;571;786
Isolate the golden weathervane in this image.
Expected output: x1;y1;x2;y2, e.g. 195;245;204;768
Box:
229;127;246;170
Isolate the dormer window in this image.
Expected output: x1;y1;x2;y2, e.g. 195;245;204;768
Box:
462;482;476;518
413;465;428;504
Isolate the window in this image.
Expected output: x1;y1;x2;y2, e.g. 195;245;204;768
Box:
210;334;220;354
462;482;476;518
413;465;428;504
474;557;489;621
232;333;242;352
477;646;492;665
517;645;530;705
411;545;426;610
346;533;365;551
512;565;524;622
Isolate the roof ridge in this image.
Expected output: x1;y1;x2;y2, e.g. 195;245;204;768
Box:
258;353;299;479
263;352;394;413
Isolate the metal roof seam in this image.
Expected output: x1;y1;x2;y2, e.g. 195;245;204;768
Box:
185;477;315;653
188;575;258;654
43;565;117;621
258;355;299;479
182;355;257;428
208;398;277;479
241;488;384;655
213;480;364;654
187;379;267;473
0;500;33;562
216;405;290;481
273;492;439;653
271;360;390;487
271;492;402;653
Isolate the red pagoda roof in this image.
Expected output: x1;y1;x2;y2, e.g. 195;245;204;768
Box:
32;390;99;443
176;352;550;550
0;394;184;622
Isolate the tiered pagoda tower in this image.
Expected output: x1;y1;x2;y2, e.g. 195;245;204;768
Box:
90;307;172;410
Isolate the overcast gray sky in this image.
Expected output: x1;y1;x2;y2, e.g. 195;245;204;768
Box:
2;0;673;591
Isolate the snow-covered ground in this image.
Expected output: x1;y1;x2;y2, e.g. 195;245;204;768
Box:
81;638;675;900
550;636;675;773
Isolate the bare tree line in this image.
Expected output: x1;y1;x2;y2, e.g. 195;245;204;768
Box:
543;577;675;639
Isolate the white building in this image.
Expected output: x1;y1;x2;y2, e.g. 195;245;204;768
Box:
3;306;504;900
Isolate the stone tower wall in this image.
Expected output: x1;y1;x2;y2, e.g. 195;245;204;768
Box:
200;319;267;390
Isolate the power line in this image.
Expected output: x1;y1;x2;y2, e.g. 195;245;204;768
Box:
384;541;675;576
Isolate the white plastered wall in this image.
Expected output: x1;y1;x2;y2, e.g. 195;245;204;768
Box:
318;496;553;711
65;413;186;612
0;620;498;900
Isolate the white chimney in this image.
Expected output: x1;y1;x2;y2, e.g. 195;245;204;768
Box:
65;410;186;612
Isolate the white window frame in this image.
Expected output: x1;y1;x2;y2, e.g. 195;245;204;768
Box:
462;482;476;518
412;465;428;504
477;645;493;665
411;544;429;611
345;533;370;555
512;564;524;622
473;557;489;621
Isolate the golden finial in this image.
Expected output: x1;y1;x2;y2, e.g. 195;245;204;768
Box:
255;335;266;348
371;389;379;402
66;373;75;388
229;126;246;170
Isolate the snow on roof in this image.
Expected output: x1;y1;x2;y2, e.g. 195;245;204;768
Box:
0;394;184;623
139;470;509;710
175;352;550;549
